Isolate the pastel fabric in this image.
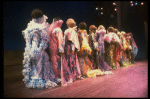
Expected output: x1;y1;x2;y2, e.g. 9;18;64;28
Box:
88;32;99;69
48;20;74;86
78;30;103;78
95;29;112;71
117;35;132;67
129;38;138;58
22;15;60;89
48;20;64;79
104;32;121;69
64;28;82;81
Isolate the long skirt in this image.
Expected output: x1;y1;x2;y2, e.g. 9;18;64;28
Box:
78;53;103;78
22;50;60;89
64;41;81;81
98;53;112;71
49;33;73;86
88;49;99;69
104;41;116;69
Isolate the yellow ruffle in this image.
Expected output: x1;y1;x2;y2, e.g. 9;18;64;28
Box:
80;45;92;54
87;69;103;78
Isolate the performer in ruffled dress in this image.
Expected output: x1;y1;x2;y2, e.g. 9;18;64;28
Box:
104;27;124;69
127;33;138;63
120;31;132;67
88;25;99;69
77;22;104;78
95;25;112;71
22;9;60;89
116;31;124;67
63;18;83;82
113;28;124;68
48;17;64;80
48;17;75;86
124;33;134;63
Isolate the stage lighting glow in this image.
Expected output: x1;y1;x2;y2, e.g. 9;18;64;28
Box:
141;2;144;5
131;4;133;6
113;2;116;5
114;8;117;11
101;12;103;15
101;8;103;10
96;7;98;10
130;1;133;3
135;2;138;5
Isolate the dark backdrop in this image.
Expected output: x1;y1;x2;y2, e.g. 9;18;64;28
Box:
3;1;148;60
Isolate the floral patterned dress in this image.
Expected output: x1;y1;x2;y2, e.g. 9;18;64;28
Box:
95;29;112;71
22;15;60;89
78;30;103;78
64;28;82;82
104;32;121;69
49;20;75;86
88;32;99;69
117;35;132;67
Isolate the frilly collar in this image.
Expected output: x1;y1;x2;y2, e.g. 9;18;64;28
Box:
26;15;49;30
33;15;48;24
49;19;63;34
96;29;106;35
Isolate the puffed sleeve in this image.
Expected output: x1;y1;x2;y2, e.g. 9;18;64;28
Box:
53;28;64;53
65;29;80;51
58;28;64;53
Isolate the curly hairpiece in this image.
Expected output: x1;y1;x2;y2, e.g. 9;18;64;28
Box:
78;22;87;30
66;18;76;28
114;28;118;34
53;17;61;22
107;26;114;32
31;9;43;19
98;25;105;30
89;25;97;31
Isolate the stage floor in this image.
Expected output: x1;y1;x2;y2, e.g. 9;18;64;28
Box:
3;51;148;98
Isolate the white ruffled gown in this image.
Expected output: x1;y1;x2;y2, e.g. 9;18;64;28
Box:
22;15;60;89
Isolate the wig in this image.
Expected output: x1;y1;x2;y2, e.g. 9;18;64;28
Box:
78;22;87;30
107;26;114;32
114;28;118;34
31;9;43;19
66;18;76;28
98;25;105;30
89;25;97;32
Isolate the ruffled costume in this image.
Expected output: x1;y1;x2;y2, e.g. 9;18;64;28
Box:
22;15;60;89
48;19;75;86
117;33;132;67
104;32;123;69
95;29;112;71
88;32;99;69
78;30;103;78
129;37;138;59
64;27;82;82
